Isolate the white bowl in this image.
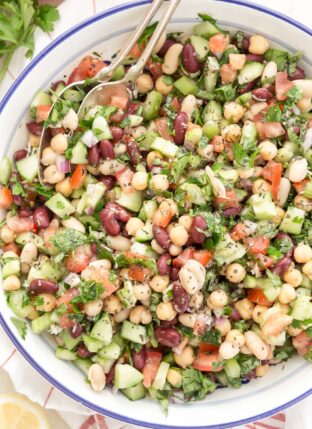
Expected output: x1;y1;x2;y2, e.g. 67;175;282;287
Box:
0;1;312;427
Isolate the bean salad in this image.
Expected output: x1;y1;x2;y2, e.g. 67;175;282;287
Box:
1;13;312;410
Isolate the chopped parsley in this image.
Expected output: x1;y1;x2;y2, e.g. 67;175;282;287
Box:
10;316;27;340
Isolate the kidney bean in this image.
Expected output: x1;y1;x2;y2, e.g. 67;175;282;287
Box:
106;363;116;385
242;37;250;52
157;39;177;57
182;44;201;73
127;140;141;165
173;112;188;145
289;66;305;81
127;102;142;115
155;326;181;348
160;318;178;327
20;207;33;218
172;281;190;313
88;144;101;166
13;195;22;206
238;79;258;94
100;202;131;236
51;80;66;91
223;206;242;217
70;323;84;339
157;253;172;276
26;121;43;136
110;126;124;142
170;266;180;281
100;140;115;159
153;225;170;250
106;202;131;222
252;87;272;101
14;149;28;162
189;215;207;244
99;175;116;191
132;346;146;370
29;279;59;294
270;257;292;276
246;54;264;62
33;206;50;228
91;243;98;254
50;127;66;137
77;343;94;358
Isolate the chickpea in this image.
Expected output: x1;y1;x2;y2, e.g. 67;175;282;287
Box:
133;283;151;301
271;206;285;225
174;346;195;368
103;295;123;315
155;75;174;95
113;308;131;323
178;215;193;231
0;225;15;244
283;268;302;287
150;275;170;292
223;102;245;123
197;144;214;160
136;73;154;93
249;34;270;55
253;166;263;178
2;275;21;291
167;368;183;387
294;244;312;264
29;133;40;148
84;299;103;317
87;165;100;176
43;164;65;184
219;341;240;360
62;108;78;131
279;283;296;304
221;124;241;143
238;168;254;180
207;290;229;309
225;263;246;283
55;177;73;197
178;313;197;328
35;293;57;312
146;151;163;168
150;174;169;192
169;225;189;247
169;243;182;256
156;301;177;321
235;298;254;320
125;217;144;236
258;140;277;161
132;171;148;191
151;239;166;255
226;329;245;348
41;147;57;166
294;195;312;212
130;305;152;324
216;318;232;336
255;364;269;377
26;307;40;321
302;260;312;280
51;133;68;154
252;305;269;324
252;178;271;194
189;292;204;310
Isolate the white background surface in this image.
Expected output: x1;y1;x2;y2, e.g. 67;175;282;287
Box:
0;1;311;428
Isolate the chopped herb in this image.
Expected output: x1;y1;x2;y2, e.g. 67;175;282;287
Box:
198;13;217;24
237;354;260;376
273;340;297;361
33;296;44;307
50;229;88;253
200;328;221;345
265;105;282;122
10;316;27;340
11;180;26;197
182;368;217;401
34;183;55;200
115;253;157;273
146;323;158;347
138;22;158;49
214;84;236;102
266;269;282;288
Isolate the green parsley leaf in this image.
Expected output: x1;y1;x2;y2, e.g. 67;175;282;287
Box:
266;269;282;288
35;5;60;32
182;368;217;401
265;105;282;122
34;183;55;200
264;49;289;71
273;339;297;361
304;347;312;363
12;181;26;197
50;229;88;253
137;22;158;49
237;354;260;376
115;253;157;273
10;316;27;340
200;328;221;345
198;13;217;24
214;84;236;102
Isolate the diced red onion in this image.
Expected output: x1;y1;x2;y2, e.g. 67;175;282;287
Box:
63;273;81;287
303;128;312;152
85;207;94;215
56;155;71;173
214;317;226;327
82;130;99;148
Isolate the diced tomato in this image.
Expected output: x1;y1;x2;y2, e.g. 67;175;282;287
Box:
65;252;90;273
128;265;151;282
208;34;227;54
0;187;13;209
155;117;172;140
230;223;249;241
254;253;275;269
57;288;80;313
261;161;282;201
124;251;148;260
293;179;308;194
2;242;21;255
248;288;272;306
173;247;195;267
128;43;142;59
115;167;134;194
70;164;87;190
67;67;84;85
59;313;76;328
67;56;105;84
220;63;237;84
293;331;312;356
171;96;181;113
193;352;223;372
246;236;270;255
100;269;118;298
275;71;294;101
193;250;213;267
255;120;285;140
199;343;220;353
110;95;129;110
147;60;163;79
211;135;224;153
6;216;35;233
36;105;51;123
215;189;240;209
143;351;162;388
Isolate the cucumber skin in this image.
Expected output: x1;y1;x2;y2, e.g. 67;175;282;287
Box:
120;320;148;345
55;347;77;361
121;382;146;401
0;157;12;185
114;364;143;389
31;312;53;334
143;91;162;121
16;154;38;181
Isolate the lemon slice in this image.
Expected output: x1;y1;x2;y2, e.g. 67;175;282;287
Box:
0;393;51;429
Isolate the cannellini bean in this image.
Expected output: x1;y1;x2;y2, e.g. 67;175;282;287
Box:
279;283;296;304
89;259;112;270
261;61;277;87
88;363;106;392
153;31;166;53
277;177;291;207
261;312;293;336
178;259;206;295
288;158;308;182
293;79;312;98
244;331;269;360
100;160;125;175
181;95;197;121
20;242;38;265
62;217;86;233
162;43;183;75
107;235;131;252
219;341;240;360
297;97;312;112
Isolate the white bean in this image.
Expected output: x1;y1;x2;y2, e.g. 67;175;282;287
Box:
153;31;166;53
88;363;106;392
20;242;38;265
297;97;312;112
277;177;291;207
107;235;131;252
261;61;277;87
100;160;125;175
219;341;240;360
244;331;268;360
89;259;112;270
293;79;312;98
62;217;86;233
162;43;183;75
288;158;308;182
181;95;197;121
178;259;206;295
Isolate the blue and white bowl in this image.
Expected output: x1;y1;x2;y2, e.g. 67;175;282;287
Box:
0;1;312;427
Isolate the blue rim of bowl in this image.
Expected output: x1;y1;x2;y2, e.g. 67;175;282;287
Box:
0;0;312;427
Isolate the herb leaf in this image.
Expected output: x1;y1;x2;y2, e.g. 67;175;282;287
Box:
50;229;88;253
11;316;27;340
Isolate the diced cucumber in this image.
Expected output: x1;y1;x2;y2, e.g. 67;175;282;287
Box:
71;188;85;199
266;331;286;346
92;115;112;140
128;115;143;127
138;131;159;151
135;221;153;242
15;232;45;252
296;287;311;298
27;256;65;283
116;190;143;212
91;356;115;373
55;347;77;361
63;89;84;102
61;329;82;351
258;278;281;302
238;62;264;85
253;201;277;220
112;64;126;81
114;364;143;389
204;100;222;123
2;258;20;278
224;358;241;379
163;352;175;365
0;157;12;185
99;342;122;360
130;242;157;259
16;154;38;181
8;290;33;318
217;167;239;184
83;334;104;353
203;121;220;138
240;121;257;147
73;358;92;375
121;320;148;345
90;313;113;345
194;20;221;38
46;193;75;218
243;275;257;289
31;312;52;334
236;91;252;105
76;182;106;214
301;274;312;290
190;35;209;62
31;90;52;108
214;234;246;265
152;361;170;390
143;91;163;121
291;295;311;321
179;183;206;205
279;206;305;235
151;137;179;158
117;280;137;308
249;191;272;206
303;181;312;199
167;367;182;387
70;141;88;164
203;57;220;92
174;76;198;96
50;304;67;324
121;382;146;401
